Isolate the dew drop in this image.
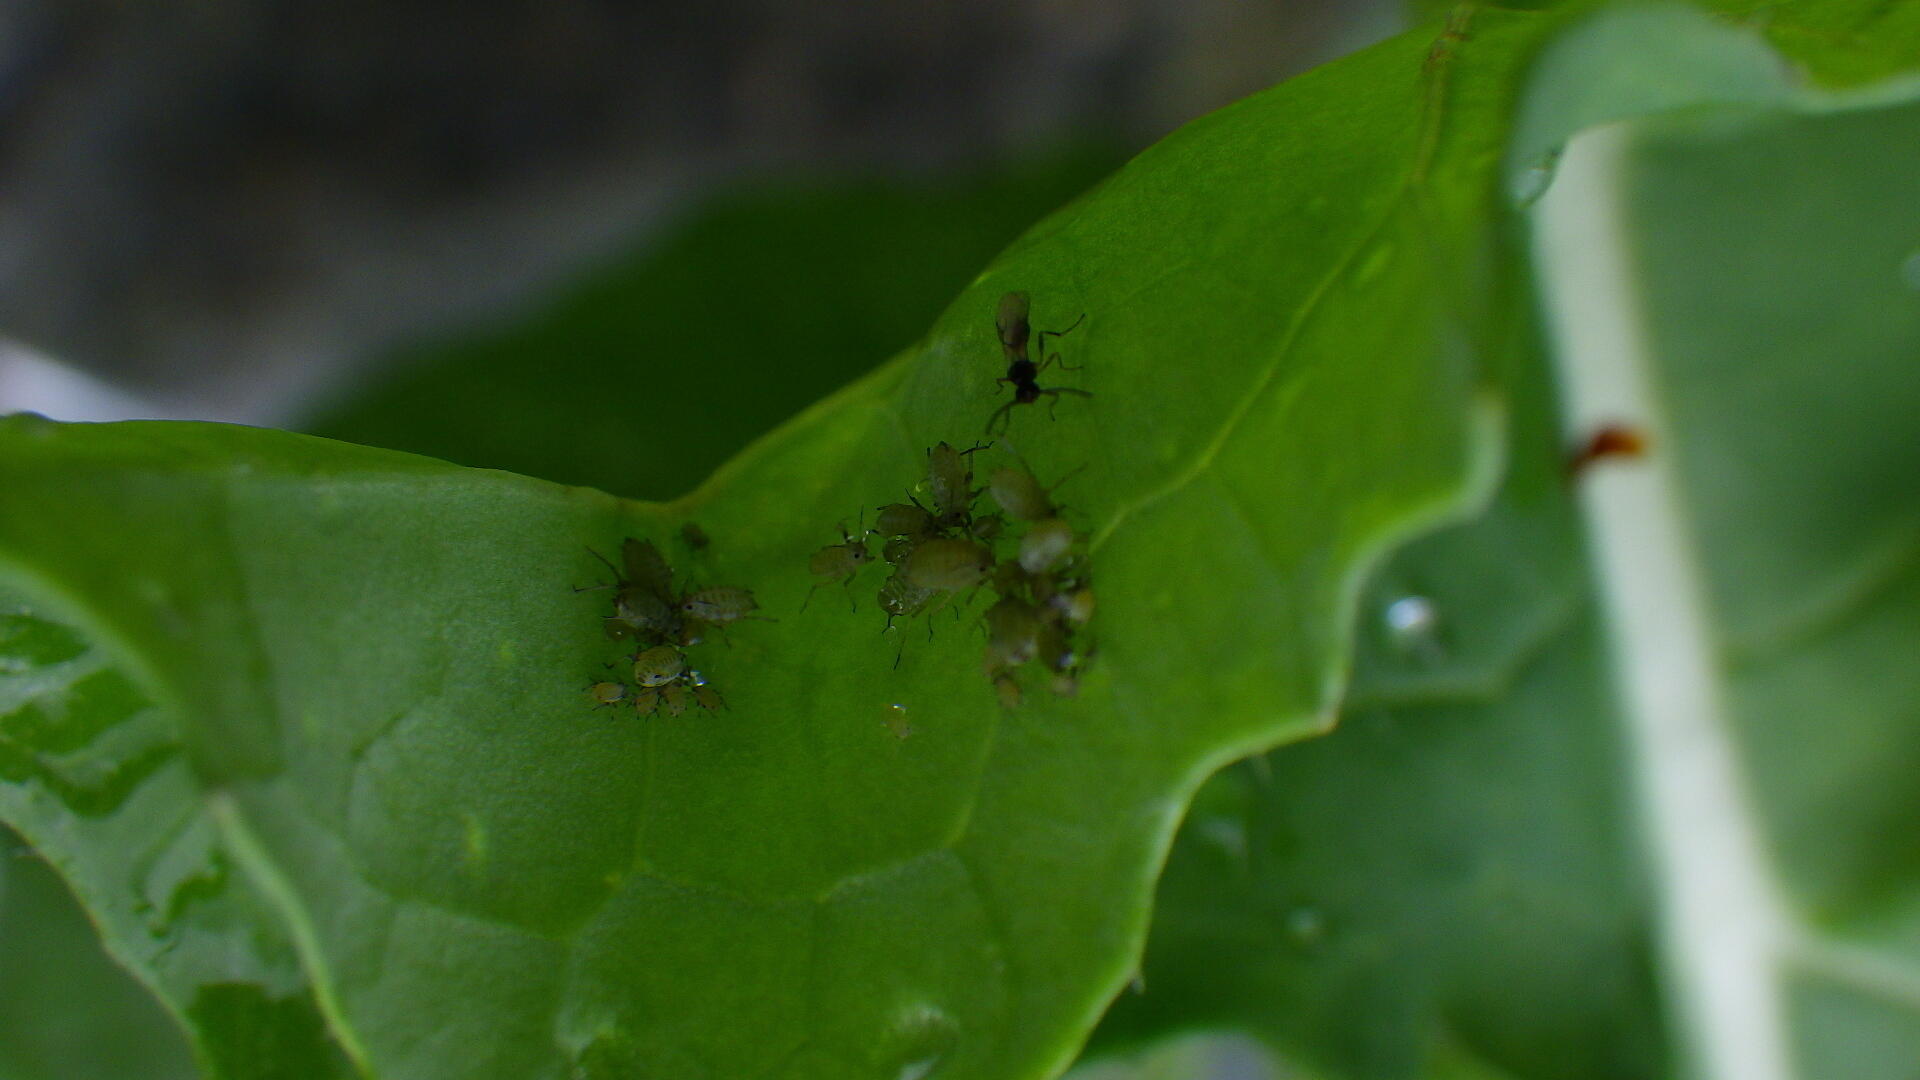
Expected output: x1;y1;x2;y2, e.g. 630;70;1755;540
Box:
886;1003;957;1080
1197;816;1247;862
1900;251;1920;291
1285;906;1327;945
883;703;912;740
1383;595;1440;655
1511;147;1565;207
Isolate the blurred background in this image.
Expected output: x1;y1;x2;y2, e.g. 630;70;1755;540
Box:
0;2;1413;1078
0;0;1401;496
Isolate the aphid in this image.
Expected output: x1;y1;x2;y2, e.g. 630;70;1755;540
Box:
693;684;725;711
1018;518;1076;575
621;538;676;600
1567;422;1648;478
904;537;994;592
680;522;711;551
878;570;938;627
805;521;874;612
873;502;937;539
680;586;763;625
632;687;661;716
660;683;690;717
631;645;686;687
993;672;1023;710
614;585;679;640
987;292;1089;434
989;464;1080;522
587;680;627;709
989;559;1032;597
1047;586;1096;626
882;535;920;566
584;539;681;643
924;442;985;527
967;513;1006;542
982;596;1043;669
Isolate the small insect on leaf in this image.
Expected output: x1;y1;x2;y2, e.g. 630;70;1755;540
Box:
993;672;1024;711
873;502;937;539
660;684;690;717
631;645;686;687
1049;587;1095;626
621;538;676;600
587;681;627;708
680;522;711;551
805;521;873;613
983;596;1043;669
925;442;982;524
987;292;1089;434
878;570;938;627
881;535;920;567
904;538;995;592
680;586;762;625
997;291;1033;360
693;684;724;711
1018;518;1076;575
989;464;1082;523
968;513;1006;542
632;687;661;716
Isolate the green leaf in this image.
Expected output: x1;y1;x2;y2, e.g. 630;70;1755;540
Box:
1095;7;1920;1080
0;828;197;1080
0;7;1571;1076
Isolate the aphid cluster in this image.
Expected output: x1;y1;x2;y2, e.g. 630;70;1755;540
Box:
809;445;1094;707
580;538;761;717
975;463;1094;707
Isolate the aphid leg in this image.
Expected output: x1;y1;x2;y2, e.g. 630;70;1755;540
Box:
800;582;822;613
841;576;859;613
985;400;1016;436
893;635;907;670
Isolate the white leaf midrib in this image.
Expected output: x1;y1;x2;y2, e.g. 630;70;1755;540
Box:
1533;123;1795;1080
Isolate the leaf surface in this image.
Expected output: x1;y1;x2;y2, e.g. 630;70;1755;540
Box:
1094;6;1920;1078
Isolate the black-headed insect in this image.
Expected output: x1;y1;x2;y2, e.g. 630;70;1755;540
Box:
987;291;1088;434
806;520;874;612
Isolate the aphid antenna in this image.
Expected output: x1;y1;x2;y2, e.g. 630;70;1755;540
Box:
572;546;625;593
